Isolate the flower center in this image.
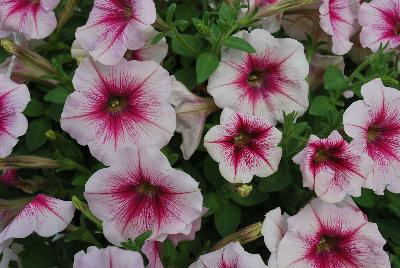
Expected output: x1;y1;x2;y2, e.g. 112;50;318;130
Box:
314;149;330;163
396;22;400;35
367;127;381;142
107;96;128;113
316;235;339;253
247;70;265;88
135;182;159;197
233;131;251;147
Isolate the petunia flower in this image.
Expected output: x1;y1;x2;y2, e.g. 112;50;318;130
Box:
208;29;309;124
0;0;60;39
276;199;390;268
359;0;400;52
75;0;156;65
142;240;163;268
0;170;20;188
0;74;30;158
84;147;203;245
204;108;282;184
309;53;345;91
124;26;168;64
293;130;373;203
246;0;283;34
0;239;23;268
343;78;400;194
189;242;268;268
319;0;360;55
170;79;218;160
0;194;75;251
61;58;176;165
73;246;145;268
261;207;289;268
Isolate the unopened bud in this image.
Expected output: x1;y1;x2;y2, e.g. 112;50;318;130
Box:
212;222;262;251
234;184;253;197
254;0;317;20
0;156;59;170
57;0;78;30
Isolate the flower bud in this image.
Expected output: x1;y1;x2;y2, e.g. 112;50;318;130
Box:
0;156;59;170
212;222;262;251
234;184;253;197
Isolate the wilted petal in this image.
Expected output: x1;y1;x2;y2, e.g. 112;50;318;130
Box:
277;199;390;268
261;207;289;253
208;29;309;124
73;246;145;268
61;58;176;165
189;242;268;268
343;78;400;194
170;79;218;160
0;195;75;249
0;0;60;39
293;130;373;203
309;53;345;90
75;0;156;65
84;147;203;245
319;0;360;55
359;0;400;52
0;74;30;158
204;108;282;183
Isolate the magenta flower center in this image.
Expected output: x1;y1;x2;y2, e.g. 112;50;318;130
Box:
107;95;128;113
316;235;339;253
396;22;400;35
314;149;331;163
135;182;159;197
367;127;381;142
233;131;251;147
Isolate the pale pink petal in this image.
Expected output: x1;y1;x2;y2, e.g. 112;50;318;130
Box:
204;108;282;183
0;195;75;246
84;147;203;245
61;58;176;165
170;79;218;160
343;78;400;194
208;29;309;124
319;0;360;55
261;207;289;253
73;246;145;268
359;0;400;52
277;199;390;268
0;74;30;157
125;26;168;64
75;0;156;65
293;130;373;203
189;242;268;268
142;240;163;268
0;0;59;39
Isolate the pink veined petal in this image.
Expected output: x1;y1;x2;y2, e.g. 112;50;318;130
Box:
170;79;218;160
75;0;156;65
344;78;400;194
277;199;390;268
84;147;203;246
0;195;75;246
261;207;289;253
359;0;400;52
142;240;163;268
204;107;282;183
189;242;268;268
0;0;59;39
73;246;145;268
61;58;176;165
0;74;30;158
208;29;309;124
319;0;360;55
293;130;372;203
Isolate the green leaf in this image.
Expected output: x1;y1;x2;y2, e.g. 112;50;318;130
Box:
309;96;336;117
72;196;102;228
46;103;64;122
24;99;46;117
196;53;219;83
353;189;378;208
214;202;241;237
151;32;166;45
25;118;51;151
378;219;400;246
166;3;177;25
204;192;223;216
222;36;256;53
172;34;203;57
43;87;70;104
203;156;225;187
259;166;292;192
324;65;347;93
174;67;197;90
